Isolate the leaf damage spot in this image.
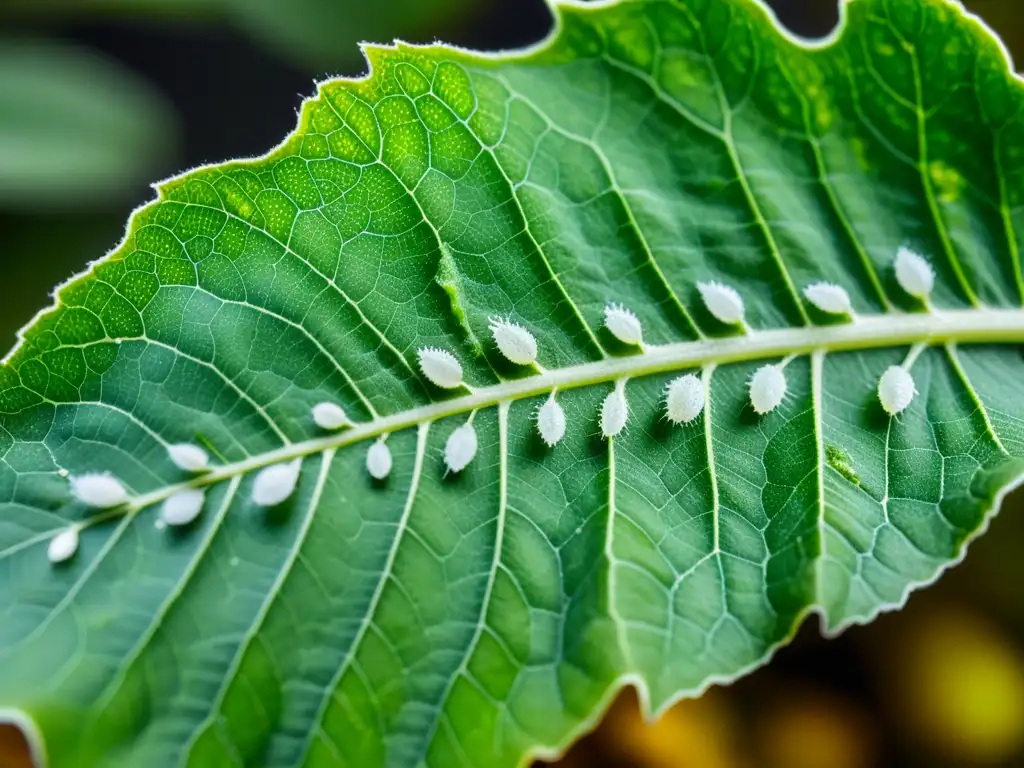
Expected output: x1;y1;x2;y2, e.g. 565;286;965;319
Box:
434;243;484;358
825;443;860;486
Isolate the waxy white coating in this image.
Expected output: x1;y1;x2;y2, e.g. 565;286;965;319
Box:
804;282;853;315
417;347;464;389
601;384;628;438
490;319;538;365
47;527;79;564
749;365;787;415
444;422;478;474
366;440;393;480
536;396;566;446
878;365;916;415
895;247;935;300
665;374;705;424
70;473;129;508
161;488;206;526
167;443;210;472
603;304;644;346
312;402;352;430
252;459;301;506
697;281;745;325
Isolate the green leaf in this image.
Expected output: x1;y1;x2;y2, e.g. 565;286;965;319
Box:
2;0;1024;765
0;40;176;210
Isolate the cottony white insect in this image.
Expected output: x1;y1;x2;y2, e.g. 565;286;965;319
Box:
47;526;79;564
697;281;745;325
366;440;393;480
601;383;628;438
665;374;705;424
167;443;209;472
444;422;478;474
749;365;787;415
251;459;301;506
894;247;935;300
878;365;916;415
312;402;352;430
803;282;853;315
489;318;538;365
603;304;644;346
161;488;206;527
417;347;465;389
70;473;129;508
536;395;566;447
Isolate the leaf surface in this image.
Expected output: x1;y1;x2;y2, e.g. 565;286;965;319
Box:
3;0;1024;765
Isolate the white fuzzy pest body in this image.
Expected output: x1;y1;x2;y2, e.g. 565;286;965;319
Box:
48;527;79;564
444;422;478;474
749;365;787;415
70;473;129;508
603;304;644;346
665;374;705;424
366;440;393;480
417;347;464;389
161;488;206;526
312;402;352;430
167;443;210;472
489;318;538;365
894;247;935;300
536;395;566;446
697;282;745;325
251;459;301;506
804;282;853;315
878;365;916;415
601;382;628;438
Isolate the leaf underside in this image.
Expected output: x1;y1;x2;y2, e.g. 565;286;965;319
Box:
3;0;1024;766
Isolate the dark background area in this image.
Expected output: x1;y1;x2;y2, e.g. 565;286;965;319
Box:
1;1;1023;767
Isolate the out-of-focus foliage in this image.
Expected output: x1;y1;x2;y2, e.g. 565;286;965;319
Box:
0;0;481;211
221;0;476;69
0;40;174;210
3;0;481;68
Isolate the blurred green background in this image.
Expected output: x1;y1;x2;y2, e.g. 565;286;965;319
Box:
0;1;1022;766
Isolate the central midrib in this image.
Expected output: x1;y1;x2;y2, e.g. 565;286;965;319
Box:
122;307;1024;512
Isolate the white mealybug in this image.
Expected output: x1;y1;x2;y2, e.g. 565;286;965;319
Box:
70;473;129;508
489;318;538;365
536;395;566;447
877;365;916;415
603;304;644;346
601;383;628;438
161;488;206;527
665;374;705;424
312;401;352;430
697;281;745;325
57;468;69;478
804;282;853;315
749;364;787;415
167;443;209;472
444;422;478;474
366;439;393;480
417;347;464;389
47;526;79;564
251;459;301;506
894;247;935;300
